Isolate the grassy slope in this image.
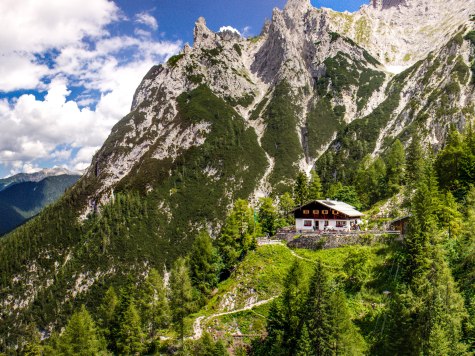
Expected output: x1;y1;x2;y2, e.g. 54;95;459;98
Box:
191;242;402;347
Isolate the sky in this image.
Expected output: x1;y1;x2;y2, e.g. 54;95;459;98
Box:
0;0;368;178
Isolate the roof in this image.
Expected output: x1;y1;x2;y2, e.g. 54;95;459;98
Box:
292;199;364;218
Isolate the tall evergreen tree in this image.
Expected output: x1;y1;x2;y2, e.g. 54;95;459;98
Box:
258;197;279;236
278;192;296;225
117;300;145;355
305;261;365;355
189;231;220;297
98;286;119;335
57;305;106;356
140;268;170;337
265;260;308;355
308;170;324;201
295;324;313;356
306;260;333;355
405;133;425;188
294;172;309;207
217;199;257;271
384;139;406;195
386;159;467;355
169;257;195;343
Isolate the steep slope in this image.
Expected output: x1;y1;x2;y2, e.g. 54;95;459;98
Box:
326;0;475;69
0;174;80;236
316;29;475;185
0;0;474;350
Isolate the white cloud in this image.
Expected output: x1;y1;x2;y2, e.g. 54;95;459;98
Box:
0;0;183;176
0;0;118;53
0;53;50;92
219;26;241;36
135;12;158;31
241;26;253;38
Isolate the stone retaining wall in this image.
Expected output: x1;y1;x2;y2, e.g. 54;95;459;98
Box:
285;233;402;250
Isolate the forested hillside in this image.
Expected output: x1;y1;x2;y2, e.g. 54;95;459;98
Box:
1;0;475;354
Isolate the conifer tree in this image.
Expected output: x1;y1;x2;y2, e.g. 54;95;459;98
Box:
258;197;279;236
386;159;467;355
189;231;220;297
140;268;170;337
278;192;295;225
405;133;425;188
435;126;465;195
305;261;365;355
306;260;333;355
294;172;309;207
98;286;119;334
117;300;145;355
265;260;307;354
308;170;324;201
169;257;195;342
57;305;106;356
217;199;257;271
404;159;441;279
296;324;313;356
384;139;406;195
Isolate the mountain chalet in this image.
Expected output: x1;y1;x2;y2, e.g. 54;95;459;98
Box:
293;200;363;232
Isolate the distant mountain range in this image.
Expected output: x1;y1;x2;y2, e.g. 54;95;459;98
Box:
0;167;81;192
0;170;81;235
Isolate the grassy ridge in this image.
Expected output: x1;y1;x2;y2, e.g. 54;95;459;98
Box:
193;243;402;347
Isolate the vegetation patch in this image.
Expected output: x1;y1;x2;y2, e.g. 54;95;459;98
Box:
167;53;184;68
261;81;302;193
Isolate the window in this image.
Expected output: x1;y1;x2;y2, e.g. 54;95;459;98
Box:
336;221;347;227
303;209;310;214
332;210;338;215
312;210;319;215
324;220;329;226
322;210;329;215
304;220;312;227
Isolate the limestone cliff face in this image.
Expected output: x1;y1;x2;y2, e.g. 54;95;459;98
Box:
79;0;475;215
327;0;475;68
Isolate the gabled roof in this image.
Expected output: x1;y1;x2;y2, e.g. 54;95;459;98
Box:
292;199;364;218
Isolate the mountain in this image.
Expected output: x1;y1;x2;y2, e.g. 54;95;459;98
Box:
1;0;474;349
0;167;81;192
0;174;81;236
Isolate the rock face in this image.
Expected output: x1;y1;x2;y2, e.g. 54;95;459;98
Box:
83;0;475;212
1;0;475;347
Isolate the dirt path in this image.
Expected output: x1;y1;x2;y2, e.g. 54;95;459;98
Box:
189;243;313;340
190;297;277;340
258;239;313;262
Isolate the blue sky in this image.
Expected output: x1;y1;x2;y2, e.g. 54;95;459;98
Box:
0;0;368;178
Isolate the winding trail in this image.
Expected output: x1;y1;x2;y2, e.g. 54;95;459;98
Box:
190;297;277;340
258;239;313;262
190;241;314;340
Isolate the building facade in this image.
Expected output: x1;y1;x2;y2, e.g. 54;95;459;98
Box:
293;200;363;232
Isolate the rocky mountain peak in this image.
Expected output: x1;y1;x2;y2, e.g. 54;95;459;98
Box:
284;0;311;12
193;16;216;48
371;0;406;10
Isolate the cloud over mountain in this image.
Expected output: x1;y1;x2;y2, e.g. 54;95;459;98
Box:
0;0;182;176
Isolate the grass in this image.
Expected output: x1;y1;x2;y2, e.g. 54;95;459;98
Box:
193;242;403;346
